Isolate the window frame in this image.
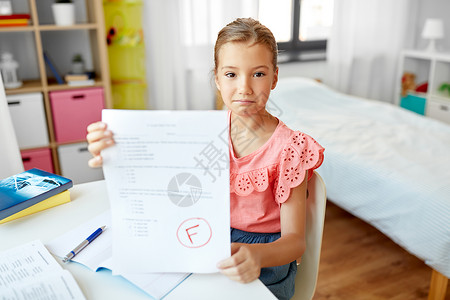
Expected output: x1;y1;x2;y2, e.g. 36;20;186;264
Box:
277;0;328;63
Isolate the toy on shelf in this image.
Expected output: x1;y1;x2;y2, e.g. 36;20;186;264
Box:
401;72;429;96
401;72;416;97
415;82;428;94
438;83;450;97
106;26;143;46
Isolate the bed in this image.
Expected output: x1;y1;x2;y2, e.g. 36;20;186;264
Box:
270;77;450;299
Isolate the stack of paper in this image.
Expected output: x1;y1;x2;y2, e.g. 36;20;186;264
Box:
65;73;95;86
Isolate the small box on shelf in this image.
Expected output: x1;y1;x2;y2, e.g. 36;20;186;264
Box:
58;142;104;184
21;148;54;174
400;92;427;115
50;87;104;143
6;92;49;149
427;98;450;124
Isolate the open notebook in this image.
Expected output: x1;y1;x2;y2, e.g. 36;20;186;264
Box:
0;240;86;300
46;210;189;300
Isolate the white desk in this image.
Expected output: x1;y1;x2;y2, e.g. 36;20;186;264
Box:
0;180;276;300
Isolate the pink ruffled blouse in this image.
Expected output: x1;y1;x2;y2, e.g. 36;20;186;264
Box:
229;113;324;233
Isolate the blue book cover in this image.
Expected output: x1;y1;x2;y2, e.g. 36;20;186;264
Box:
43;52;64;84
0;168;73;221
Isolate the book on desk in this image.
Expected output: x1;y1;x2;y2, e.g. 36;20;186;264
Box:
0;168;72;223
0;240;86;300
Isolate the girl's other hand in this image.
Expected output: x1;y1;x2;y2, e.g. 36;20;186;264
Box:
86;121;114;168
216;243;262;283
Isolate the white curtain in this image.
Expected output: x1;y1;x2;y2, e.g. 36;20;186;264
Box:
0;73;24;179
326;0;419;103
142;0;258;110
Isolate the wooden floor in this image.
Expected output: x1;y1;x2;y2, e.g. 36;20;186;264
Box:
313;202;450;300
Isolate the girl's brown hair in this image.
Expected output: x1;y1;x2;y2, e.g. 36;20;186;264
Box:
214;18;278;72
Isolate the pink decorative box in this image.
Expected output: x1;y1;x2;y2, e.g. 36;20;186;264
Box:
50;88;104;143
21;148;54;173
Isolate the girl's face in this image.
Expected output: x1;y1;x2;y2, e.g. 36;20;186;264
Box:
215;41;278;116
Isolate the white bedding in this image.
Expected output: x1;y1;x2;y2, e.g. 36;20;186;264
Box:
270;77;450;278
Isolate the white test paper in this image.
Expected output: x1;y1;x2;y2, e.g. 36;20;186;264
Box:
102;110;230;274
0;240;86;300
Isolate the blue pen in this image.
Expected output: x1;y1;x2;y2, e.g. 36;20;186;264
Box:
62;226;106;263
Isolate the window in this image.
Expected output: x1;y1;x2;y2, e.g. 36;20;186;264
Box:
258;0;334;62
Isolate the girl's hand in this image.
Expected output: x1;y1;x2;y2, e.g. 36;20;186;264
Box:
86;122;114;168
216;243;262;283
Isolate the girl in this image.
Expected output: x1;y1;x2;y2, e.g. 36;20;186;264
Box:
87;18;324;300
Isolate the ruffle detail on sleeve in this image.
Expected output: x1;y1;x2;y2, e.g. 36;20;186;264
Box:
231;166;277;196
274;132;324;204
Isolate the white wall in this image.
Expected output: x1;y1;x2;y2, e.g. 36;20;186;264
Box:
414;0;450;52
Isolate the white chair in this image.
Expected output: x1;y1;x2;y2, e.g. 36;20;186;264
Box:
292;171;327;300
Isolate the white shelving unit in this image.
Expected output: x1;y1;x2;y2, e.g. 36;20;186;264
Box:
395;50;450;124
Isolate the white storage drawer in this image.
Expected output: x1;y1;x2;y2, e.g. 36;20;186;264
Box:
7;92;49;148
427;99;450;124
58;142;104;184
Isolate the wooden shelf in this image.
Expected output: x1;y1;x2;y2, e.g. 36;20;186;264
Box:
404;91;427;98
4;80;43;95
0;24;98;32
0;26;35;32
46;80;105;92
54;139;89;147
430;94;450;103
38;23;98;31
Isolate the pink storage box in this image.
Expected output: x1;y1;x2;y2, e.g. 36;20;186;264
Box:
21;148;54;173
50;88;104;143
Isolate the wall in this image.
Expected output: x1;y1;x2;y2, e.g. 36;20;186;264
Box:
278;0;450;83
414;0;450;52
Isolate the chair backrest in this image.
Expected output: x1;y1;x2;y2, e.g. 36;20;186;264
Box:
291;171;327;300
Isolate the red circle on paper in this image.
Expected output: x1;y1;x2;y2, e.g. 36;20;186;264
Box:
176;217;212;248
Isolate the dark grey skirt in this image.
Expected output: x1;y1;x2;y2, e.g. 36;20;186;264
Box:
230;228;297;300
